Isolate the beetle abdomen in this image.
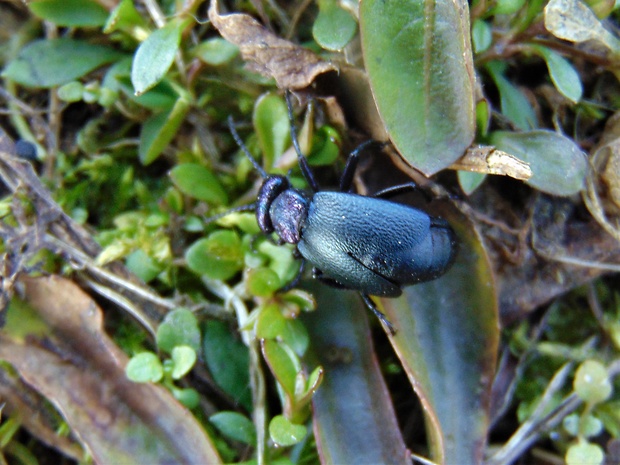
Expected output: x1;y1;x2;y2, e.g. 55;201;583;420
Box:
298;192;456;296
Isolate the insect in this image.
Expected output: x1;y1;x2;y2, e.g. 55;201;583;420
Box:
228;92;457;334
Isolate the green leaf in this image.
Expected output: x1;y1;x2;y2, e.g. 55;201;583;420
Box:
185;230;244;280
302;283;409;465
246;267;281;297
491;0;526;15
530;44;582;103
359;0;475;175
253;93;290;170
29;0;109;27
472;19;492;53
172;387;200;409
268;415;307;447
255;304;309;356
566;440;605;465
156;308;201;354
125;352;163;383
312;0;358;52
380;210;499;464
193;38;239;65
105;0;148;33
490;130;587;196
169;163;228;205
486;61;537;130
458;171;486;195
2;38;123;88
203;321;252;411
170;346;197;379
139;97;190;165
125;249;162;283
574;360;613;404
261;339;300;398
132;18;188;95
210;411;256;445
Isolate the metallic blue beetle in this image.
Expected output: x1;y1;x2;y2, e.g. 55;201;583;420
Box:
228;93;457;334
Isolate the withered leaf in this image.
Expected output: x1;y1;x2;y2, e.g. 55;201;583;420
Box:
452;145;532;181
209;0;337;89
0;276;222;465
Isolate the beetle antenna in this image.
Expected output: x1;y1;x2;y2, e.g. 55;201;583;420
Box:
285;91;320;193
228;115;269;179
205;203;256;225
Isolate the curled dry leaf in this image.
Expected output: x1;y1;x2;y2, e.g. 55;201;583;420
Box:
208;0;337;89
584;138;620;242
452;146;532;181
0;275;222;465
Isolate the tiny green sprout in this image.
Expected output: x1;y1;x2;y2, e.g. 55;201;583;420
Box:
574;360;613;405
565;439;605;465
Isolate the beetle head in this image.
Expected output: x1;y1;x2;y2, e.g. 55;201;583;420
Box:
269;189;309;244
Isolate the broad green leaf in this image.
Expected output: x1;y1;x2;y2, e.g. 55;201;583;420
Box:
486;61;537;130
169;163;228;205
210;411;256;445
302;283;409;465
29;0;108;27
193;38;239;65
312;0;358;52
530;44;582;103
156;308;201;354
132;18;189;95
360;0;475;175
2;38;123;88
139;97;189;165
185;230;243;280
253;93;290;170
380;207;498;464
203;321;252;411
268;416;307;447
490;130;587;196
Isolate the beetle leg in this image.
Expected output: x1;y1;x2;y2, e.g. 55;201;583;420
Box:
361;294;396;335
280;258;305;292
339;140;381;192
372;182;434;202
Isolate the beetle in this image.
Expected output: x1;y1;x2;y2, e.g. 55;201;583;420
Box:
228;92;457;334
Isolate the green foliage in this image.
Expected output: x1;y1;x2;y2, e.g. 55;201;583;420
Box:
3;0;620;463
156;308;201;354
210;411;256;445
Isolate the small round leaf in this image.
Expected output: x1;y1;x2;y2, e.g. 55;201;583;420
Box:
126;352;163;383
269;415;307;447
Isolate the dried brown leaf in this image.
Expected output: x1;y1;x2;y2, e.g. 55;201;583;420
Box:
452;146;532;181
0;276;222;465
208;0;337;89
